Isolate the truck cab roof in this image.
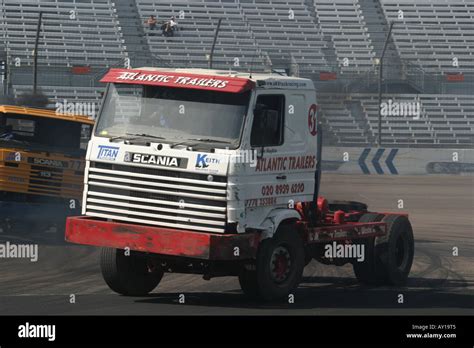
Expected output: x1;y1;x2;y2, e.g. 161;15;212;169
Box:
136;67;315;90
101;67;315;92
0;105;95;125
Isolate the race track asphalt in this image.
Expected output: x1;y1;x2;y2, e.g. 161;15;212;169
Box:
0;174;472;315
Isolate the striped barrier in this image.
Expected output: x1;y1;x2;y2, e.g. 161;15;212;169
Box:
322;147;474;175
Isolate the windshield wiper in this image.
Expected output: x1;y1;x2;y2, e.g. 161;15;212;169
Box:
169;139;192;148
109;134;138;142
189;138;232;144
169;138;232;149
126;133;165;140
109;133;165;142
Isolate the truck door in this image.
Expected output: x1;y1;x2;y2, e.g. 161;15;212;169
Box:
243;91;315;227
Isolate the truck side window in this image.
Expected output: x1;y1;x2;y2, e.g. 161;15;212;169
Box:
250;95;285;147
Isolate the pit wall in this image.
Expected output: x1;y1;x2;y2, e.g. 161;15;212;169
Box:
322;147;474;175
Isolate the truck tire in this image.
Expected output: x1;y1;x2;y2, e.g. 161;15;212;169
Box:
353;214;414;286
100;247;163;296
353;213;385;285
378;214;415;286
238;268;259;298
255;224;305;301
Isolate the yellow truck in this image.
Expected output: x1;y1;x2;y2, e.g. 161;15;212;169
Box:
0;105;94;237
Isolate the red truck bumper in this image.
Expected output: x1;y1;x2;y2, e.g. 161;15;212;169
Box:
65;216;261;260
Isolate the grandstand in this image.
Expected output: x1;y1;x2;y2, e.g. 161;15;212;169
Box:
136;0;266;70
239;0;330;76
313;0;376;74
13;84;103;113
380;0;474;74
1;0;472;148
320;93;474;147
1;0;127;67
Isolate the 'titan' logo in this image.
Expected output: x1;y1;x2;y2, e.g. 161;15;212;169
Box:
97;145;119;161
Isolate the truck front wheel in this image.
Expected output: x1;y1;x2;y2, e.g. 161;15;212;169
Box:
238;268;260;298
100;247;164;296
254;224;305;301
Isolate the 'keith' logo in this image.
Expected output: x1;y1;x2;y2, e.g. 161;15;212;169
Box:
195;154;220;169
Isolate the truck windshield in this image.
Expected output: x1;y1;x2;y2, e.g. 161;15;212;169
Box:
95;83;250;148
0;114;91;156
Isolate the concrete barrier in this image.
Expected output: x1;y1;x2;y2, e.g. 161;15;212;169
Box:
322;147;474;175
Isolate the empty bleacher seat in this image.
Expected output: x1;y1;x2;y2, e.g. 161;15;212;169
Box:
2;0;128;68
380;0;474;74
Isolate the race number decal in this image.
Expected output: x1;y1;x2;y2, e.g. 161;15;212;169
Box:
308;104;318;136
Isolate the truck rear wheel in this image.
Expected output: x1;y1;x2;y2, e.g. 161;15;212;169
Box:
100;248;163;296
379;214;414;285
353;214;414;286
254;224;305;301
353;213;384;284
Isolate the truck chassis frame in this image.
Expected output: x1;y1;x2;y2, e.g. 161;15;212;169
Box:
66;205;390;263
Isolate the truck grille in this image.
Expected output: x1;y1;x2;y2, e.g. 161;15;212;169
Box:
28;165;82;197
28;165;64;195
85;161;228;233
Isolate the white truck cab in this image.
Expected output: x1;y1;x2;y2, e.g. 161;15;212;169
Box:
85;67;319;236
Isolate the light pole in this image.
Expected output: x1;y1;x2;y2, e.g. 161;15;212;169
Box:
209;18;222;69
377;21;395;147
33;11;43;94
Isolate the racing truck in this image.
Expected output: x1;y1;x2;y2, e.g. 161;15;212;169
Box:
65;67;414;301
0;105;93;236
